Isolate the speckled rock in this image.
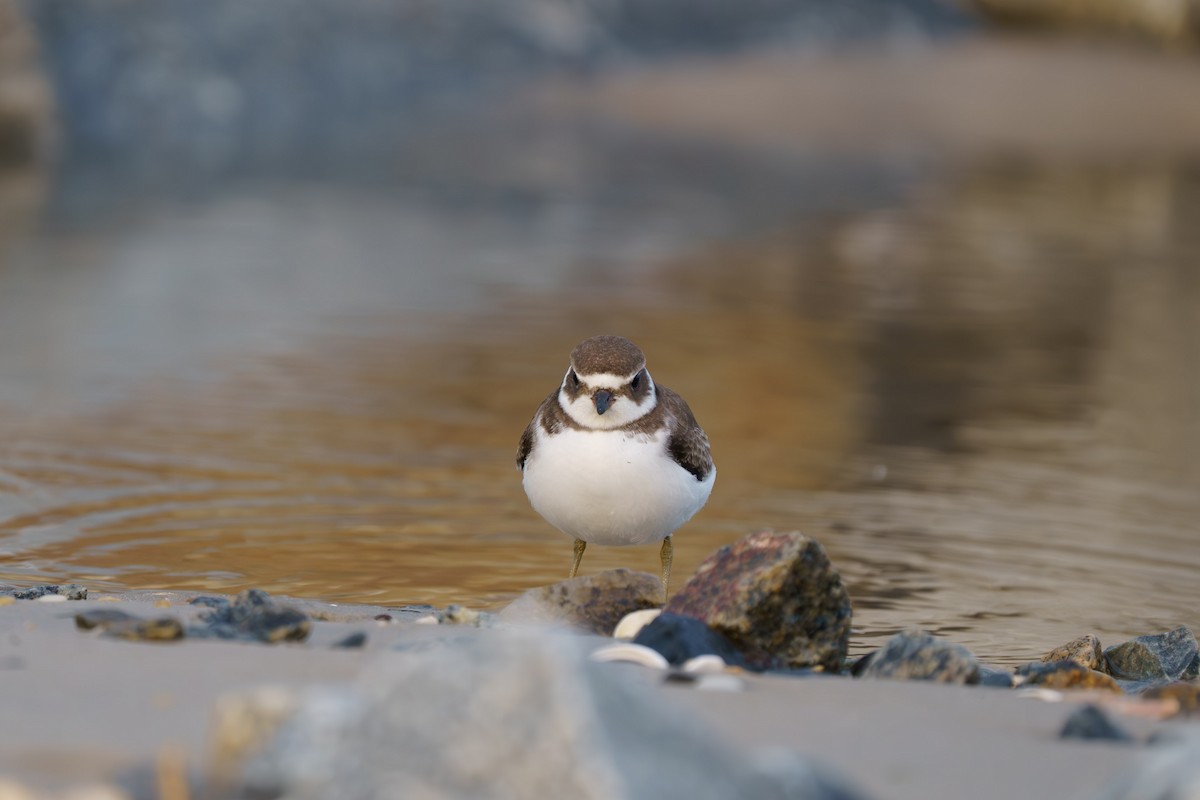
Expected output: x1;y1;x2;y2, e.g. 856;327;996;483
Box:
1018;660;1124;693
857;631;980;684
664;531;852;672
1041;634;1104;671
1104;627;1199;684
1060;705;1134;743
3;584;88;600
499;569;662;635
189;589;311;643
976;664;1017;688
1141;682;1200;716
75;609;185;642
632;612;746;668
222;632;866;800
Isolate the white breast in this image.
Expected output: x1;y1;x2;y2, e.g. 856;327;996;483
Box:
522;425;715;546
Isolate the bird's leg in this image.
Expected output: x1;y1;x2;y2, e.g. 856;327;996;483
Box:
568;538;587;579
659;535;673;602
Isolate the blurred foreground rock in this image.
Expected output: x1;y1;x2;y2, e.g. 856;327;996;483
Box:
499;568;662;635
0;0;52;166
1101;735;1200;800
632;612;747;667
211;632;864;800
1018;660;1123;693
666;531;852;672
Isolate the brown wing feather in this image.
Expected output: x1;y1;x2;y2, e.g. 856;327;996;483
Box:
516;388;563;470
656;385;714;482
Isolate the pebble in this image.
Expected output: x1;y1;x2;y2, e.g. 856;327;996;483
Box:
665;531;852;672
332;631;368;649
499;568;662;636
1141;682;1200;716
857;630;980;684
1041;634;1104;671
613;608;662;640
6;584;88;601
191;589;311;643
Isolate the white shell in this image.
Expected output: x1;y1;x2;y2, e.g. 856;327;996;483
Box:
36;594;68;603
613;609;662;640
1016;687;1065;702
590;643;669;670
681;654;728;674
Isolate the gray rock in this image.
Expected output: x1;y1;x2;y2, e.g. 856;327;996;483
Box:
665;531;852;672
499;569;662;635
858;631;980;684
189;589;310;643
1040;634;1104;671
222;631;865;800
1104;627;1199;684
4;583;88;600
1059;705;1134;743
976;664;1016;688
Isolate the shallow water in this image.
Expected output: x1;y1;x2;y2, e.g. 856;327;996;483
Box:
1;122;1197;665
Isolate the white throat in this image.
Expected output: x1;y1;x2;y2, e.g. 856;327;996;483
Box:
559;371;657;430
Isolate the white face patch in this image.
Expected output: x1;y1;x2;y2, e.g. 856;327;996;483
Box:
559;371;657;430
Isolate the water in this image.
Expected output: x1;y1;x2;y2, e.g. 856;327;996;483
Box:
1;103;1198;667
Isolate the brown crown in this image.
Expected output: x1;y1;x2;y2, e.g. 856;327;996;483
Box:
569;335;646;377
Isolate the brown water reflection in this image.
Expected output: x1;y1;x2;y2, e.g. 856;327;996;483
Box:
1;161;1198;665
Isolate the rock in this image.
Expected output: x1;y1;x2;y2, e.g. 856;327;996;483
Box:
1141;682;1200;716
499;569;662;635
614;609;662;640
437;605;496;627
977;664;1017;688
5;584;88;600
856;631;980;684
190;589;310;643
665;531;852;672
1041;634;1104;671
1104;628;1199;684
632;612;746;668
1018;661;1123;693
331;631;368;649
1060;704;1134;743
76;609;185;642
208;686;303;790
219;632;865;800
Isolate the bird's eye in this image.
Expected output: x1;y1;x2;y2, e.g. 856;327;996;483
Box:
567;370;580;390
630;372;642;390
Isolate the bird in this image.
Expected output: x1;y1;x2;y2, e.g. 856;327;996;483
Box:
517;335;715;599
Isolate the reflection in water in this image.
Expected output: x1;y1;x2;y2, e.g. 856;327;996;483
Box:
1;158;1198;665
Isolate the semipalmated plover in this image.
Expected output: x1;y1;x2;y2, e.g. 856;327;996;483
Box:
517;335;715;598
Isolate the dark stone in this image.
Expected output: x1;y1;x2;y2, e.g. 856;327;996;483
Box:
332;632;368;649
1059;705;1133;742
665;531;852;672
1040;634;1103;671
190;589;311;643
373;614;392;622
189;595;231;609
1141;682;1200;715
499;569;662;636
1104;628;1199;683
7;584;88;600
977;664;1016;688
632;613;746;668
222;632;868;800
1018;660;1123;693
857;631;979;684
